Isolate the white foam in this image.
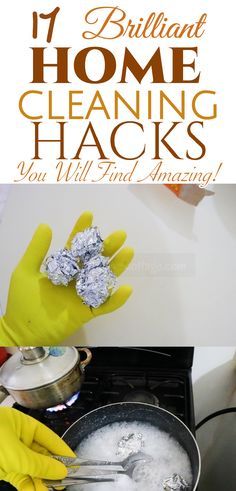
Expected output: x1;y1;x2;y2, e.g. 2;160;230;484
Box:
71;421;192;490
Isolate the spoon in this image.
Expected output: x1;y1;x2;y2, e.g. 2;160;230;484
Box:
53;451;151;470
44;452;153;488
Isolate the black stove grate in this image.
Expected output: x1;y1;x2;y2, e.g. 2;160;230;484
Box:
12;366;194;436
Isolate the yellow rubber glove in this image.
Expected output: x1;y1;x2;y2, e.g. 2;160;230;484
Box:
0;407;75;491
0;211;134;345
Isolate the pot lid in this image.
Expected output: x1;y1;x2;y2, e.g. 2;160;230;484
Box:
0;347;79;390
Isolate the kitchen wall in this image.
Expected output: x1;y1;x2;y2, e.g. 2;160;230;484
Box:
0;184;236;345
193;347;236;490
0;186;9;222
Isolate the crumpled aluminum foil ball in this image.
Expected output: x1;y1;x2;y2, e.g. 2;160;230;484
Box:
76;255;117;308
71;226;103;262
44;249;80;286
163;473;189;490
117;433;145;458
83;254;109;271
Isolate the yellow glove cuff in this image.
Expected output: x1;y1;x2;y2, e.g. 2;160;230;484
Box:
0;317;16;346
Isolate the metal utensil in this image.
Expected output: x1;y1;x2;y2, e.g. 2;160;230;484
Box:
44;452;152;488
44;476;116;489
56;450;151;471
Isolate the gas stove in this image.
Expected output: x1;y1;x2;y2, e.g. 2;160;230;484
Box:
0;347;195;490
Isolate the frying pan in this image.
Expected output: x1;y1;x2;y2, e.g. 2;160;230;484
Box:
62;402;201;490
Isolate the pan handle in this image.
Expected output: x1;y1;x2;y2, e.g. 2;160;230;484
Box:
0;385;9;404
77;348;92;370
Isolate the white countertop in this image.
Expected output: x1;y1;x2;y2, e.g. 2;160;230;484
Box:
0;184;235;345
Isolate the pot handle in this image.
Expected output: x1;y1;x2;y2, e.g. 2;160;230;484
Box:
78;348;92;370
0;386;8;404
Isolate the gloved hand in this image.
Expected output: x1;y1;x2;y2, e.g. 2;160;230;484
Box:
0;407;75;491
0;211;134;345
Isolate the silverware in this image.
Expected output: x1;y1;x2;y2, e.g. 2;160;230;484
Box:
44;476;115;489
44;452;152;488
56;450;150;466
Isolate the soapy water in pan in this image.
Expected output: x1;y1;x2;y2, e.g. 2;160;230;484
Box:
71;421;193;490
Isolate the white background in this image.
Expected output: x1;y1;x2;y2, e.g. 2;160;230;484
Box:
0;184;235;345
0;0;235;182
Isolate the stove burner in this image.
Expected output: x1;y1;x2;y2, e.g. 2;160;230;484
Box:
46;391;80;412
12;349;194;437
123;389;160;406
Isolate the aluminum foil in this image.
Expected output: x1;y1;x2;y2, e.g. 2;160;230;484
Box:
163;473;189;490
84;254;109;271
76;255;116;308
44;249;80;286
117;433;145;458
71;227;103;262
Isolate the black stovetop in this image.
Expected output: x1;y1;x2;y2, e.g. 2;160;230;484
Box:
0;347;195;490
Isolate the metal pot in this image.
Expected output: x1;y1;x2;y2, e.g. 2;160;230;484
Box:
0;346;92;409
62;402;201;490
